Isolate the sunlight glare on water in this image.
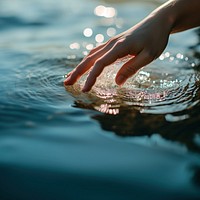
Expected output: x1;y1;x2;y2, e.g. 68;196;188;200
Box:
65;52;200;115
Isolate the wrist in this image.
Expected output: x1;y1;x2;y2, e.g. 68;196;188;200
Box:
153;0;200;33
149;1;176;34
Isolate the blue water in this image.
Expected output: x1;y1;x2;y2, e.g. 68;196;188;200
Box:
0;0;200;199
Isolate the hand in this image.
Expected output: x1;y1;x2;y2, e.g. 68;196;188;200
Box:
64;11;172;92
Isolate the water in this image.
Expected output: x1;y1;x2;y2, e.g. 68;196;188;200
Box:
0;0;200;199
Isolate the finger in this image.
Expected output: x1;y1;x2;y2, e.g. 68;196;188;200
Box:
87;42;106;56
82;43;128;92
64;41;114;85
115;49;155;85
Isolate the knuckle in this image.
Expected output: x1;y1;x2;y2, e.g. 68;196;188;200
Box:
89;48;96;54
115;41;124;49
89;44;103;54
107;36;120;46
94;59;104;67
107;38;116;46
110;36;118;42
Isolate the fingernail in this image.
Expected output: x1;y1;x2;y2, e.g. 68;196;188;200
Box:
116;75;125;85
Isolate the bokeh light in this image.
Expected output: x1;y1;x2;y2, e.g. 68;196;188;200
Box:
83;28;93;37
86;43;94;50
69;42;80;49
94;5;116;18
107;27;116;37
95;34;104;43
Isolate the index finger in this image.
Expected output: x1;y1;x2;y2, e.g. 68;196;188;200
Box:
64;42;111;85
64;45;104;85
82;43;128;92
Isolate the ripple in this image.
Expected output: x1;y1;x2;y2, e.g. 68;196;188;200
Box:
0;57;76;128
0;16;47;30
11;57;73;105
65;53;200;115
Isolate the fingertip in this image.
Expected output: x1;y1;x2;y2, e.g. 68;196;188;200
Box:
82;85;90;93
115;74;126;85
64;77;73;85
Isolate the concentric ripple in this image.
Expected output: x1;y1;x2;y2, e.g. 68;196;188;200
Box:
65;53;200;114
0;56;75;128
12;57;71;106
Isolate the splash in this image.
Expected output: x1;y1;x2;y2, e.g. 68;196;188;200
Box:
65;53;200;115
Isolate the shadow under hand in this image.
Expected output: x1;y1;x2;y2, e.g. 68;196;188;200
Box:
66;52;200;154
73;98;200;154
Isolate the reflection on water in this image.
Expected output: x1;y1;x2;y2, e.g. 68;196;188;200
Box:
65;52;200;154
65;53;200;114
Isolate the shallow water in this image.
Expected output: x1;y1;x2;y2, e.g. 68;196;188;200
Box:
0;0;200;199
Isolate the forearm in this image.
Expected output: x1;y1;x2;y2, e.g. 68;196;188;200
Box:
150;0;200;34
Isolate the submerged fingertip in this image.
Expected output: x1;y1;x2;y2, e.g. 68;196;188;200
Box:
115;75;126;85
64;78;72;85
82;83;91;92
82;87;89;93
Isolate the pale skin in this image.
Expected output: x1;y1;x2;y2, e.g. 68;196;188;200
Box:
64;0;200;92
